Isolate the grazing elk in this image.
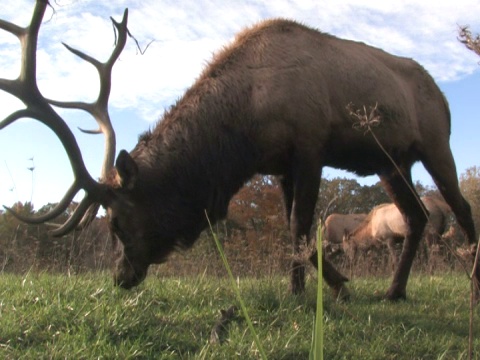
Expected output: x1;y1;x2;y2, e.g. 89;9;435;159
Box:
321;213;367;258
1;1;477;301
343;196;452;270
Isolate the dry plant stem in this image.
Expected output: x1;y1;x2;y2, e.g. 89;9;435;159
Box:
468;237;480;360
352;103;477;356
470;280;474;360
457;27;480;356
347;102;426;217
458;26;480;57
439;237;472;278
368;129;427;219
311;225;324;360
370;126;477;358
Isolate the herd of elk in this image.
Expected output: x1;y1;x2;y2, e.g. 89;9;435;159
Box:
1;0;478;301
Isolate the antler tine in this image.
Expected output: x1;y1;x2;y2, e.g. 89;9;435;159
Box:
49;196;96;237
0;1;111;234
0;0;45;98
3;181;82;224
47;8;129;179
46;9;129;228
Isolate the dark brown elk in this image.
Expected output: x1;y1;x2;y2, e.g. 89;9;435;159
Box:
343;196;452;269
1;1;478;301
322;213;367;258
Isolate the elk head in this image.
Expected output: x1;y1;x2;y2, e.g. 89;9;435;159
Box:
0;0;158;289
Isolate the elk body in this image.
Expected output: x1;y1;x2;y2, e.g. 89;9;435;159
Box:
1;1;477;301
322;213;367;258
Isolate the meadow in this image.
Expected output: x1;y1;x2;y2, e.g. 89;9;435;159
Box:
0;270;479;359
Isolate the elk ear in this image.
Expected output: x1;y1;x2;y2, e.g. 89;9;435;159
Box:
115;150;138;190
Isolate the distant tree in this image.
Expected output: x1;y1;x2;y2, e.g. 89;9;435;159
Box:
0;201;36;236
0;202;39;271
317;177;361;215
228;175;284;234
354;182;390;212
316;177;389;220
459;166;480;232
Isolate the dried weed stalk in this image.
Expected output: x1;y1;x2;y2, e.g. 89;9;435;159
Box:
458;26;480;58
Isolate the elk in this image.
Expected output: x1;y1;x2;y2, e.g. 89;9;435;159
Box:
343;196;452;269
321;213;367;258
1;1;478;301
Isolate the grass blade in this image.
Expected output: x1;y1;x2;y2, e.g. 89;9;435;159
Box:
206;212;268;360
310;224;324;360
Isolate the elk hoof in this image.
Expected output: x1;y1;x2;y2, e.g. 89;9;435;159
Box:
332;284;350;302
384;288;407;301
290;283;306;295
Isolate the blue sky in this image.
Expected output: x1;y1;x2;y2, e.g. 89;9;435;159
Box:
1;0;480;209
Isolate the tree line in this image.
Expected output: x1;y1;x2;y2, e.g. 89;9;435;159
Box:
1;166;480;276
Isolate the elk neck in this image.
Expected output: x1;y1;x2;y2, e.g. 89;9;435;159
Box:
128;76;260;244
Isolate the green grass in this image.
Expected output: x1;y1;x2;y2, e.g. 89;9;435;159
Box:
0;272;479;359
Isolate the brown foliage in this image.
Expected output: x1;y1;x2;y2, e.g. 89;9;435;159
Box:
1;170;479;278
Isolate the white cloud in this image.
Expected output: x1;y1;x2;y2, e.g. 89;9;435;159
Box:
3;0;480;124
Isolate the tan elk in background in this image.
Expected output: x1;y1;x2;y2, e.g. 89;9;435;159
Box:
1;0;478;301
321;213;367;259
343;196;453;271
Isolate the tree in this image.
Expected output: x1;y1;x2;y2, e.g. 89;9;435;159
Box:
459;166;480;232
0;202;39;272
0;202;36;239
228;175;285;235
316;177;389;220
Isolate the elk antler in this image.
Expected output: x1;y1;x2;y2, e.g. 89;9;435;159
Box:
46;7;130;227
0;1;128;236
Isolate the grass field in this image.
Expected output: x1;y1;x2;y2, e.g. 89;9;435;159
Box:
0;271;479;359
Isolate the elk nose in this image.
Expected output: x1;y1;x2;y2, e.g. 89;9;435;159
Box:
113;267;147;289
113;274;131;289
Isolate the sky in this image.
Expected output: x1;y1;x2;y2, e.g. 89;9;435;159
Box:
0;0;479;210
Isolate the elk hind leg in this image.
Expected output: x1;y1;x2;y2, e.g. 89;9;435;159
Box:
288;171;318;294
380;169;427;300
422;146;479;291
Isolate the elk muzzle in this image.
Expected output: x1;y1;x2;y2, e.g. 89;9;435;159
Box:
113;256;148;289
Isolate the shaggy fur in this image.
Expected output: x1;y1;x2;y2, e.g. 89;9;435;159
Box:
100;19;476;300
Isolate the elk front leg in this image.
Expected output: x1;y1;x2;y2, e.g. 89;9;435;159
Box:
284;162;321;294
309;250;350;300
280;175;305;294
286;161;326;294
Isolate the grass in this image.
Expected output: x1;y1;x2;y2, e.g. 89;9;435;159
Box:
0;271;479;359
208;214;267;359
311;225;324;360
